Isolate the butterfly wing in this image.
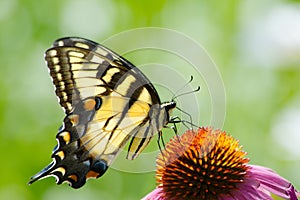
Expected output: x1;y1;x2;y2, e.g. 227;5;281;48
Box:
46;37;160;113
29;37;166;188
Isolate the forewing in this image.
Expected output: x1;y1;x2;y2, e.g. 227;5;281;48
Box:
45;37;160;114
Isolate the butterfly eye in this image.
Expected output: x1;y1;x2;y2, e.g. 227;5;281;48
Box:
167;101;176;110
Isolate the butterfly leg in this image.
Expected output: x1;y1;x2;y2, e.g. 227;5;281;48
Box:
157;130;164;148
167;116;183;145
175;106;193;127
157;131;167;160
172;107;200;130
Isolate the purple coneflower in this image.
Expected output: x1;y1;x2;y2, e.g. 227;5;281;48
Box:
142;127;299;200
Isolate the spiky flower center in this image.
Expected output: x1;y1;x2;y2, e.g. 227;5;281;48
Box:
156;127;249;200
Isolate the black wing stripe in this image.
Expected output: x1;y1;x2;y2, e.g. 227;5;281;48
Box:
133;126;152;155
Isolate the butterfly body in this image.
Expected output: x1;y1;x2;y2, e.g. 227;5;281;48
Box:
29;37;176;188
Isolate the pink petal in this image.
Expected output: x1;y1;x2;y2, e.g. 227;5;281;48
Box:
141;188;166;200
248;165;299;200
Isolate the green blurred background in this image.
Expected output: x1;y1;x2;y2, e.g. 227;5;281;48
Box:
0;0;299;199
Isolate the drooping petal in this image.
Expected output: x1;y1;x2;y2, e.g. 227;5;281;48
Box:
248;165;300;200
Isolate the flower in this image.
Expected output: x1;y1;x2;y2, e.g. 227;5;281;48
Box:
142;127;300;200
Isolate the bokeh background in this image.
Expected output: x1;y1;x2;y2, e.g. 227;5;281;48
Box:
0;0;300;199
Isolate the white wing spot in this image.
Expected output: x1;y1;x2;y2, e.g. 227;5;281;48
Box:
66;102;72;110
59;81;65;90
78;86;106;97
75;42;90;49
52;57;60;65
68;51;85;58
73;70;101;79
90;55;105;63
75;77;103;88
58;41;64;46
71;63;99;70
61;91;68;101
48;50;57;56
52;167;66;175
56;73;62;81
53;65;60;72
95;47;109;56
82;160;90;167
69;57;84;63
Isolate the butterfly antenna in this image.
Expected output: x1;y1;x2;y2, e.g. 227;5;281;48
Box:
171;76;195;100
173;86;200;100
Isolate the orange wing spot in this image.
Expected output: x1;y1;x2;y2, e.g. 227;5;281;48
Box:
86;170;100;179
69;114;79;125
84;99;96;111
55;151;65;160
68;174;78;182
59;131;71;144
52;167;66;175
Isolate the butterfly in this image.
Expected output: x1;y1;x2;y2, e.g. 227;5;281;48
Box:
29;37;177;188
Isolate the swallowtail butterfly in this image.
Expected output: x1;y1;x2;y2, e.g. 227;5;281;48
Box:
29;37;177;188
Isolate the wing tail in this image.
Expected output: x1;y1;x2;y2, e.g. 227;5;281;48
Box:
28;161;55;185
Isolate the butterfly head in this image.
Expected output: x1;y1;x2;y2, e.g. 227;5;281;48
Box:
162;101;176;111
161;101;176;121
